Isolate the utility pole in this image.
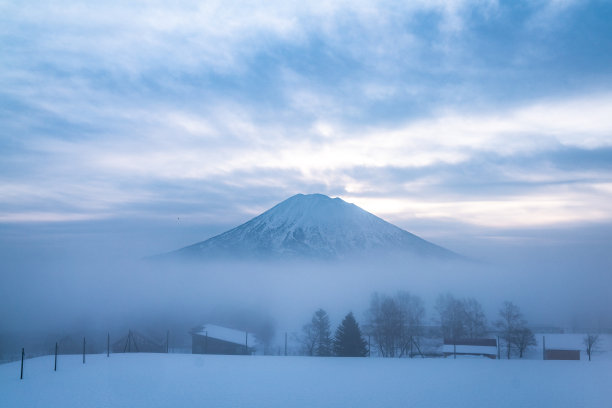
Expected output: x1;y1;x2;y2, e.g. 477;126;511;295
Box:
82;337;86;364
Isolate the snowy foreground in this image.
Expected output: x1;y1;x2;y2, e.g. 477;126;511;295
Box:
1;353;610;408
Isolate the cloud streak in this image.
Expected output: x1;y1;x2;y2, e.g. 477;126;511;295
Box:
1;0;612;233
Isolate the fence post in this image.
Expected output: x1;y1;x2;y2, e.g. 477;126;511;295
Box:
55;342;58;371
410;336;413;358
497;336;500;359
20;348;24;380
83;337;86;364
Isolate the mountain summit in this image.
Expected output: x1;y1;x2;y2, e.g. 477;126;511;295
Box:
171;194;457;260
171;194;457;259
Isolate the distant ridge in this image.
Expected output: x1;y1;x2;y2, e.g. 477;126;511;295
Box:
165;193;458;261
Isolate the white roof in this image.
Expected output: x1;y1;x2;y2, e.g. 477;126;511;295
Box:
193;324;249;346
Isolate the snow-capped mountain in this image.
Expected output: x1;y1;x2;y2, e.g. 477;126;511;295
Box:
171;193;457;260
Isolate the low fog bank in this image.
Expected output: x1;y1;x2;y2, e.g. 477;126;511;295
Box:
2;219;611;361
2;241;611;361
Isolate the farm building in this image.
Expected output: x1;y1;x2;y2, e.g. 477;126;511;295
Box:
544;349;580;360
443;338;498;359
532;334;587;360
190;324;255;355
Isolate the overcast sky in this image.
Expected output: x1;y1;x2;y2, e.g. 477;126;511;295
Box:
2;0;612;258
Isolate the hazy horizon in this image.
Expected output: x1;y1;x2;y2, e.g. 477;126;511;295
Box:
2;193;611;351
2;1;612;361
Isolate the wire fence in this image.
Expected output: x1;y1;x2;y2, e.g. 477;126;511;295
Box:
1;330;186;376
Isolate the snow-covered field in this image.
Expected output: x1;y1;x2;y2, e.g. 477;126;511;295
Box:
1;353;610;408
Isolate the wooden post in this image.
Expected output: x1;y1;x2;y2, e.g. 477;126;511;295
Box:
497;336;500;359
412;338;426;359
107;333;110;357
410;336;413;358
284;332;287;356
82;337;86;364
54;342;58;371
20;348;24;380
542;336;546;360
453;342;456;359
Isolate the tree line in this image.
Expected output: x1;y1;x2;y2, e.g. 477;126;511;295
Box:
301;309;368;357
298;292;561;359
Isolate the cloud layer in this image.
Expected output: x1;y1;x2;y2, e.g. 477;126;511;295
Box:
2;0;612;233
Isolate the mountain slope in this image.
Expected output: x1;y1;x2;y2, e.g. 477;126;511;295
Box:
170;193;457;260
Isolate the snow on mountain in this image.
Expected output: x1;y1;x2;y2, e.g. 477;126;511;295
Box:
171;193;457;260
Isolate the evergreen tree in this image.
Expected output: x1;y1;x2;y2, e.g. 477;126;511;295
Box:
334;312;368;357
312;308;332;356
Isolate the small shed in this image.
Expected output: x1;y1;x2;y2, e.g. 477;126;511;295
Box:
545;349;580;360
443;338;498;359
190;324;254;355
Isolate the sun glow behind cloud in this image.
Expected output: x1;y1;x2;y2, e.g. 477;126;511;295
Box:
1;0;612;232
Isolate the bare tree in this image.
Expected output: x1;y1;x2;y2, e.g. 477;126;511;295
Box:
495;301;524;359
435;293;466;341
366;291;425;357
463;298;488;339
366;293;403;357
513;327;536;358
435;294;489;344
584;334;600;361
396;291;425;357
300;320;317;356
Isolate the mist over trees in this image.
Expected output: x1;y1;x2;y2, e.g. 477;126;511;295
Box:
293;293;545;360
365;292;425;357
301;309;332;357
435;294;487;341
